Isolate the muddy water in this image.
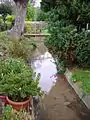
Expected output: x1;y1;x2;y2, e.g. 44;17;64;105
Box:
31;51;57;93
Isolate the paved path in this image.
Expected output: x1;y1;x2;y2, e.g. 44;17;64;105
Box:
38;75;90;120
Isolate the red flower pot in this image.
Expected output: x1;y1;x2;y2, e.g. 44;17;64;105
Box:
0;96;6;103
6;96;32;111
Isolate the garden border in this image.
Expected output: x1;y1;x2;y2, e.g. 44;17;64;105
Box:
65;69;90;109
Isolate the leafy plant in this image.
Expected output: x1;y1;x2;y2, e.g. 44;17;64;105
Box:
6;15;15;23
45;20;90;68
0;2;12;24
0;34;36;61
74;32;90;68
0;58;41;102
45;23;76;66
2;105;31;120
7;37;35;61
36;9;48;21
26;0;35;21
54;59;66;74
42;0;90;68
72;69;90;94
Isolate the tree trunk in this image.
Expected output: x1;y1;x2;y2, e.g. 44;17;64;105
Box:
10;0;28;38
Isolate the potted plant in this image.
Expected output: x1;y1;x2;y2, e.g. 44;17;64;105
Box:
0;58;41;111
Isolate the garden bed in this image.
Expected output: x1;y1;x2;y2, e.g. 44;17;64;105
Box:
65;68;90;109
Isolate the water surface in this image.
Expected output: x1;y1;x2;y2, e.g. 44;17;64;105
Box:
31;52;57;93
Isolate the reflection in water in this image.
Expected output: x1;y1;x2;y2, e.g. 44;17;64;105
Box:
31;52;57;93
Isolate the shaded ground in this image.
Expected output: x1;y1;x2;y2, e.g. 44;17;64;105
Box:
38;75;90;120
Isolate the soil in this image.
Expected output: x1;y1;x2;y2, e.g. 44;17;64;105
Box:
38;75;90;120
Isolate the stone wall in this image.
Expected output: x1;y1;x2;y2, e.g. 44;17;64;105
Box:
25;21;47;34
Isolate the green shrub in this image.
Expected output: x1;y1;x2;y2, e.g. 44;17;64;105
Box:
0;34;36;61
45;21;90;68
6;22;12;29
0;15;14;32
0;20;12;32
2;105;23;120
7;37;35;61
0;22;7;32
0;2;12;25
45;23;76;65
0;33;10;60
25;22;32;33
6;15;15;22
26;0;35;21
2;105;32;120
74;32;90;68
0;58;41;102
36;9;48;21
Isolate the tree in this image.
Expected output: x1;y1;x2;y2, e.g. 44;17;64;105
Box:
10;0;29;38
41;0;90;30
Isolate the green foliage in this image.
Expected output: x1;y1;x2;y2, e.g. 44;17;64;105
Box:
7;37;35;61
45;22;75;65
0;34;36;61
36;9;48;21
2;105;27;120
6;15;15;22
41;0;56;12
74;32;90;68
0;15;15;32
0;33;10;60
45;20;90;68
0;2;12;23
0;58;41;102
0;1;13;32
72;69;90;93
26;0;35;21
43;0;90;68
54;60;66;74
25;22;32;33
41;0;90;25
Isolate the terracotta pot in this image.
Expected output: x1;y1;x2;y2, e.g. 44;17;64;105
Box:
0;96;7;103
6;96;32;111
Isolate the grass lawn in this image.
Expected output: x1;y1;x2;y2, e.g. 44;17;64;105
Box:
72;68;90;94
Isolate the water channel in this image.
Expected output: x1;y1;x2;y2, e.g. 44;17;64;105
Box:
31;51;57;93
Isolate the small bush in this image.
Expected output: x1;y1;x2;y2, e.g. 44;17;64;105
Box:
0;58;41;101
7;38;34;61
6;22;12;29
0;34;36;61
25;22;32;33
2;105;32;120
6;15;15;22
36;9;48;21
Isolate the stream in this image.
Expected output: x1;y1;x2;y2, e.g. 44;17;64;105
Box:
31;51;57;93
